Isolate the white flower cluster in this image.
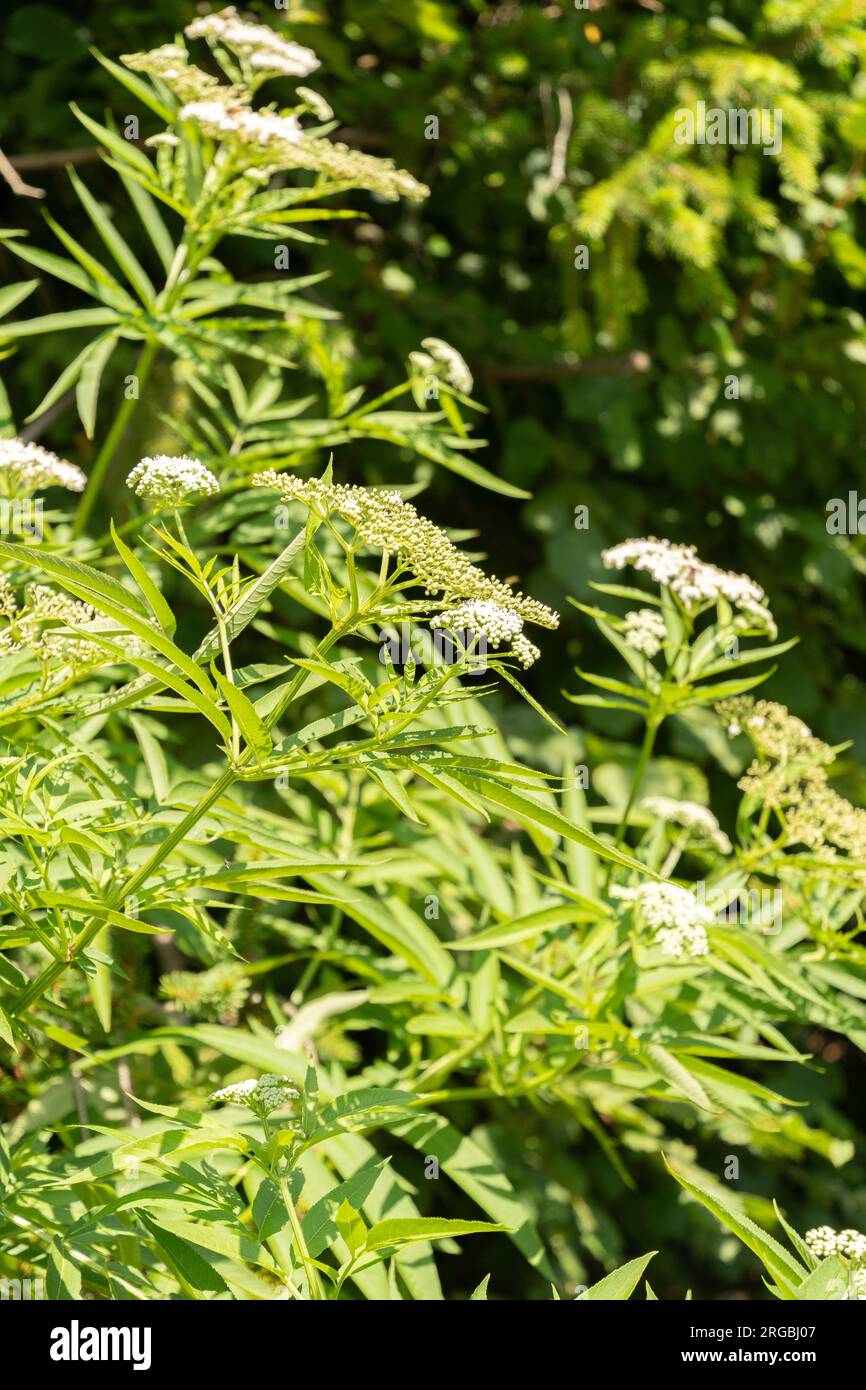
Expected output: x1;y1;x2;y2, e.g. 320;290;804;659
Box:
178;98;428;201
253;471;559;631
128;16;426;203
122;45;241;104
0;438;86;497
622;607;667;657
805;1226;866;1262
28;585;93;624
642;797;732;854
36;602;99;667
186;7;320;78
180;99;302;146
806;1226;866;1298
210;1073;300;1116
0;582;100;667
612;881;713;958
0;576;15;623
431;599;541;668
126;455;220;507
602;536;776;635
296;137;429;202
410;338;474;396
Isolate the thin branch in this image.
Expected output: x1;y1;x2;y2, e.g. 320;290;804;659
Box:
19;389;77;444
0;146;44;198
548;86;574;193
7;144;106;172
475;350;651;381
6;127;386;176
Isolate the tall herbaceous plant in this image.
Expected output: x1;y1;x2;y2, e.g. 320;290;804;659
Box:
0;9;865;1303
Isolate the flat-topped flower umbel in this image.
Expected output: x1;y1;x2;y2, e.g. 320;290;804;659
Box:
603;536;776;636
126;455;220;507
185;7;320;78
641;797;732;854
210;1074;300;1118
179;101;303;146
612;881;713;958
0;438;86;497
431;599;541;668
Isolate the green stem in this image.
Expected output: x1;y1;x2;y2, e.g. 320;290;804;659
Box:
12;614;357;1016
611;715;660;859
349;380;412;420
278;1167;325;1300
217;612;239;759
659;830;689;880
11;766;235;1015
73;340;158;538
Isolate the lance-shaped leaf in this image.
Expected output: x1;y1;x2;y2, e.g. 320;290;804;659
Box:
67;167;157;306
211;663;273;759
449;771;658;877
664;1159;807;1296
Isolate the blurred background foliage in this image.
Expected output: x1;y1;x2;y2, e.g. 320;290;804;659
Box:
2;0;866;1298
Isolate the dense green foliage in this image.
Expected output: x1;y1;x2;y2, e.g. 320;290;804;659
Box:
1;2;866;1302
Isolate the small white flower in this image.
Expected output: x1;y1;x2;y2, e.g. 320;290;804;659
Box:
0;438;86;497
642;797;732;854
252;471;559;630
210;1073;300;1116
431;598;541;668
612;881;713;958
622;608;667;658
805;1224;866;1271
179;99;303;146
126;455;220;506
186;7;320;79
249;45;320;78
602;536;776;637
179;99;246;134
418;338;474;395
210;1078;259;1105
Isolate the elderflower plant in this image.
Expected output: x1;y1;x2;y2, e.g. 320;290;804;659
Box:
252;470;558;630
717;695;866;921
0;16;494;542
567;535;794;853
602;537;777;637
0;580;100;669
3;12;866;1316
